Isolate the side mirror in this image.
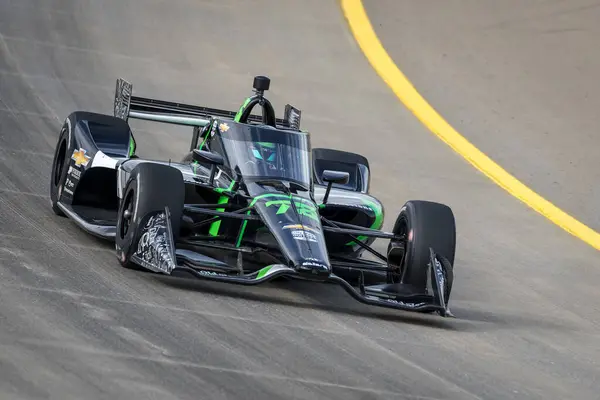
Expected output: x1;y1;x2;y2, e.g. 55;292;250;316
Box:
322;170;350;185
192;149;224;185
192;149;224;166
321;170;350;204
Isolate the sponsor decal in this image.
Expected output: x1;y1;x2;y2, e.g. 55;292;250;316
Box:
132;210;176;274
325;202;372;211
90;150;117;169
282;224;319;234
320;202;376;213
219;122;230;133
67;165;81;180
71;148;90;167
304;257;322;262
63;188;74;195
299;258;329;273
431;257;446;305
301;261;325;268
383;298;427;308
65;179;75;189
198;270;228;277
291;230;318;243
114;78;132;120
347;203;373;211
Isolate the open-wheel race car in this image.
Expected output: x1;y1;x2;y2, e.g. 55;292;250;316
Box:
49;76;457;317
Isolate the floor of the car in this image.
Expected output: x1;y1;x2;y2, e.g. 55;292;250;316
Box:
72;205;117;226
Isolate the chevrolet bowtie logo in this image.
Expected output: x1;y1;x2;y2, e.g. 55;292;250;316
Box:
71;148;90;166
219;122;230;132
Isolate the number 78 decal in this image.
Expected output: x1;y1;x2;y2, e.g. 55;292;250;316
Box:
264;200;319;222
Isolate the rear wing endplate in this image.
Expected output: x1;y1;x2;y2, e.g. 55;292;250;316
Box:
113;78;301;130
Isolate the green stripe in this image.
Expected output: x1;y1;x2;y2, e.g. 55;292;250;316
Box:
250;193;315;207
235;212;251;248
255;265;273;280
345;199;384;246
128;136;135;157
199;120;217;150
209;195;229;236
214;180;236;194
234;97;252;122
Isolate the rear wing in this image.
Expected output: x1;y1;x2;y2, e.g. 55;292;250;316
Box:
113;78;301;130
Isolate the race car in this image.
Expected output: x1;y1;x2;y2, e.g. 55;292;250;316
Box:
49;76;457;317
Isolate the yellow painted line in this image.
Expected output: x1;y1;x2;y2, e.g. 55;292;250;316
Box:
340;0;600;251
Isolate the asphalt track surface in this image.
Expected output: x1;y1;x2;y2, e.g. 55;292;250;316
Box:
0;1;598;399
363;0;600;233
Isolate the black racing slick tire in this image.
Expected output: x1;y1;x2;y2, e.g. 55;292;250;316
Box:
115;163;184;271
49;120;75;216
387;201;456;298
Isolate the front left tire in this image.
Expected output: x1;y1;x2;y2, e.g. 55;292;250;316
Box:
49;124;72;216
115;163;185;271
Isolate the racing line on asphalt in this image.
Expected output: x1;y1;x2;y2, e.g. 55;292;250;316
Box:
339;0;600;252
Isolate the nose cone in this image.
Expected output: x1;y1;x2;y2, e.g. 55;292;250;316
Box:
252;194;332;277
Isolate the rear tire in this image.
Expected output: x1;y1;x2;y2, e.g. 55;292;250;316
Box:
387;200;456;299
115;163;185;271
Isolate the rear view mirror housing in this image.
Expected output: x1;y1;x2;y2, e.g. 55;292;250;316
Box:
192;149;224;185
322;170;350;185
321;170;350;204
192;149;224;166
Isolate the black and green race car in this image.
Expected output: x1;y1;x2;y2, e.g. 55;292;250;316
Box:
49;76;457;317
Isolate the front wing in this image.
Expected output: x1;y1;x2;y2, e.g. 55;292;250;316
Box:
170;248;452;316
134;207;453;317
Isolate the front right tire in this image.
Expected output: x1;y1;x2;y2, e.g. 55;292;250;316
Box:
386;200;456;301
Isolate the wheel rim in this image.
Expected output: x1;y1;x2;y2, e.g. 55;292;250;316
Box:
119;189;135;240
387;216;408;283
53;139;67;187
